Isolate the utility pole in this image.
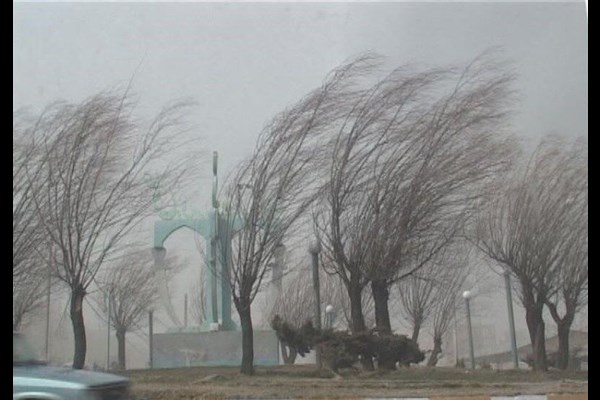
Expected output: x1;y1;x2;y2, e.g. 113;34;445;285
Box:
503;269;519;369
184;293;188;328
149;310;154;369
106;293;111;370
45;244;53;361
309;239;322;369
453;306;459;367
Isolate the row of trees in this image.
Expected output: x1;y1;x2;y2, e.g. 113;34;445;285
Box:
14;49;586;374
215;50;587;374
13;92;199;369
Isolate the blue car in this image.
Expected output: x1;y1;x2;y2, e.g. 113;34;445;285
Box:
13;332;130;400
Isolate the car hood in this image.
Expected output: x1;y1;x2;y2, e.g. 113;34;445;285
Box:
13;365;129;388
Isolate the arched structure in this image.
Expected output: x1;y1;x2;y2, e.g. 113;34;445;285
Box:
152;152;236;331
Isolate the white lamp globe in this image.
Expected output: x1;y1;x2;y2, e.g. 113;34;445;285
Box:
462;290;472;299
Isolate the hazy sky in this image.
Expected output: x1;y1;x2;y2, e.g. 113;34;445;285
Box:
13;1;587;178
13;1;587;368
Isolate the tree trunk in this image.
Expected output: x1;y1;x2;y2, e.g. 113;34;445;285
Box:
427;336;442;367
280;341;298;365
238;300;255;375
280;341;289;364
348;282;367;334
13;317;22;333
347;281;374;371
411;321;422;344
116;329;126;370
70;285;87;369
371;279;391;335
371;279;395;370
556;321;571;370
546;301;575;371
524;301;547;371
288;347;297;365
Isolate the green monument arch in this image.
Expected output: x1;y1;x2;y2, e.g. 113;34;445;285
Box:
152;151;236;331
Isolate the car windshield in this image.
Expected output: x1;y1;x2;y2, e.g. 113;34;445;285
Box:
13;333;44;365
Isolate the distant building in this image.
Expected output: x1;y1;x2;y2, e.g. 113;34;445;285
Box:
474;330;588;370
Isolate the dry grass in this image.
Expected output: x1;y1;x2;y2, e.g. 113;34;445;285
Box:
123;365;587;399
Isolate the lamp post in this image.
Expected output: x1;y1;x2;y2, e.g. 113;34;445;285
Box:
45;244;53;361
148;308;154;369
106;292;111;371
462;290;475;370
453;306;459;367
309;239;322;368
503;268;519;369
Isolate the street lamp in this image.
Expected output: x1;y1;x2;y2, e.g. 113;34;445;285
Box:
462;290;475;370
503;268;519;369
309;239;322;368
324;304;335;330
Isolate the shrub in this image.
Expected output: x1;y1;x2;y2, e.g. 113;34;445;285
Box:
271;315;317;357
272;315;424;372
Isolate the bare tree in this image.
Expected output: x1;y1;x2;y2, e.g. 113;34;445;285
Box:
543;138;588;370
95;250;157;370
13;267;47;331
322;270;375;332
13;115;46;288
396;244;472;361
426;250;472;366
216;57;371;375
397;267;437;344
18;91;198;369
14;122;64;332
475;136;587;371
315;50;517;354
264;262;356;364
268;270;314;364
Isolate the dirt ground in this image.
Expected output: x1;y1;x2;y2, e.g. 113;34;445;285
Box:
123;365;587;400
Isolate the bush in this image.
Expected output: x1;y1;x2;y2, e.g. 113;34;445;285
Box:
321;331;424;371
271;315;317;357
271;315;424;372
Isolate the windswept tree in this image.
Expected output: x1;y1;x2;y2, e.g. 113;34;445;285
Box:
397;266;437;344
13;115;46;288
542;138;588;370
426;250;473;366
267;270;314;364
475;136;587;371
264;264;352;364
315;50;518;354
12;266;47;331
217;57;372;375
14;121;66;332
95;249;183;370
17;91;198;369
544;209;587;370
397;245;473;365
320;270;374;332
